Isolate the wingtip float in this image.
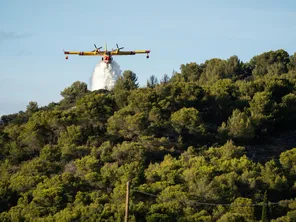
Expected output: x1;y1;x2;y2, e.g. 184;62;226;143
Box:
63;43;150;64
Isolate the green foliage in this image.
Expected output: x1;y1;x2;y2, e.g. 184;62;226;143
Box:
2;49;296;220
171;107;201;132
250;49;290;77
26;101;39;114
75;92;116;131
260;159;288;191
218;109;255;143
147;75;159;88
113;70;139;108
60;81;89;107
279;148;296;175
107;107;148;140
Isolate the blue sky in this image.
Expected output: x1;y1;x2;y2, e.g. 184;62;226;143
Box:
1;0;296;116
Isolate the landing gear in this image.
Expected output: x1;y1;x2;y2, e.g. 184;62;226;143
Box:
146;55;149;59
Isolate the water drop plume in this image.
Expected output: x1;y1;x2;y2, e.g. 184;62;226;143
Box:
90;60;122;91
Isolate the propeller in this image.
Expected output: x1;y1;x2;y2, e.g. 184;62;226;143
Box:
113;43;124;52
116;43;124;50
93;44;102;52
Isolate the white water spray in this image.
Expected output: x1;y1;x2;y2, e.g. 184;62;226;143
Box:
90;60;122;91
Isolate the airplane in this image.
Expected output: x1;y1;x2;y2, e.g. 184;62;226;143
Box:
63;43;150;64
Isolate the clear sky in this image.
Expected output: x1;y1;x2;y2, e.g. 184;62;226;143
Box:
1;0;296;116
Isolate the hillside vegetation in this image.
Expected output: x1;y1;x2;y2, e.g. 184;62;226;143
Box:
1;49;296;221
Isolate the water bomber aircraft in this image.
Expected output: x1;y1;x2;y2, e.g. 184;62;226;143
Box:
64;43;150;64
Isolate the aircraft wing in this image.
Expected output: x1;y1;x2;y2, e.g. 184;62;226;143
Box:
111;50;150;55
64;50;105;56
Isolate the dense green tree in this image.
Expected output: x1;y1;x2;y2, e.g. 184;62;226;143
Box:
147;75;159;88
288;52;296;71
250;49;290;77
75;92;116;133
218;109;255;143
279;148;296;175
60;81;89;106
179;62;203;82
199;58;227;84
128;87;156;114
26;101;38;114
160;73;170;84
107;107;149;141
113;70;139;108
276;93;296;130
171;107;206;144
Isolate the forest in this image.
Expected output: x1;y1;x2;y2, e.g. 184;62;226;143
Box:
1;49;296;221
